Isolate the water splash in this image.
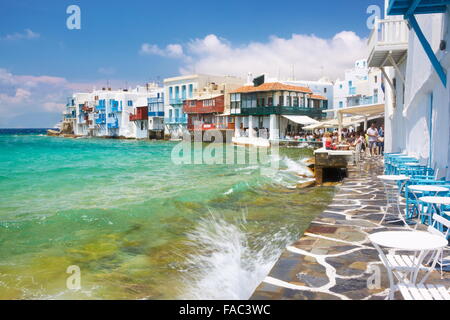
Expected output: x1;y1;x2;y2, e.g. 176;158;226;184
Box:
178;214;295;300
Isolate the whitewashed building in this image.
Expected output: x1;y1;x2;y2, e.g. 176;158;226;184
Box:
332;59;385;118
370;0;450;179
67;84;162;139
163;74;244;138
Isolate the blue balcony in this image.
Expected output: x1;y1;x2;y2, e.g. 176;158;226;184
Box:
164;117;187;124
96;114;106;125
149;111;164;117
348;87;357;95
169;98;183;105
149;97;164;104
95;105;105;112
107;119;119;129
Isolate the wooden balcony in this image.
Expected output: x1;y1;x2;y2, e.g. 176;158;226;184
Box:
367;18;409;68
184;104;225;114
129;107;148;121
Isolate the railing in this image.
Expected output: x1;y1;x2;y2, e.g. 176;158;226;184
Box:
149;98;164;104
148;111;164;117
107;120;119;129
231;106;326;118
164;117;188;124
368;18;409;53
95;105;105;111
169;98;183;105
183;105;224;114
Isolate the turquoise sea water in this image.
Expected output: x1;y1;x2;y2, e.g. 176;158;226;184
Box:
0;130;335;299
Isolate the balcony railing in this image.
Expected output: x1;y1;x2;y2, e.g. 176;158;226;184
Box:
231;106;326;118
183;104;225;114
169;98;183;105
148;111;164;117
107;119;119;129
95;105;105;112
368;18;409;67
164;117;188;124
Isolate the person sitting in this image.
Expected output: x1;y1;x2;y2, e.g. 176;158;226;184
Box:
324;132;336;150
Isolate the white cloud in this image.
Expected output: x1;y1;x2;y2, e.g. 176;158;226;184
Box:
0;68;98;127
2;29;40;41
140;32;367;81
140;43;186;59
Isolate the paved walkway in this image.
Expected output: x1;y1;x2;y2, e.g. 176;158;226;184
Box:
251;157;450;300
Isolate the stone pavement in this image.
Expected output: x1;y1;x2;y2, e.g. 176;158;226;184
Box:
251;156;450;300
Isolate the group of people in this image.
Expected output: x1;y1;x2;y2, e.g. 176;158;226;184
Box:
322;123;384;157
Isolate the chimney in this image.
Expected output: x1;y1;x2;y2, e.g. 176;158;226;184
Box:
246;72;253;86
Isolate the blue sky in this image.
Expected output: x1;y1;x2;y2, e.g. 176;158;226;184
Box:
0;0;384;127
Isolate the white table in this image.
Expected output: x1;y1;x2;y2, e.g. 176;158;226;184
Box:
419;196;450;225
369;231;447;299
378;175;411;225
409;186;449;193
407;187;449;223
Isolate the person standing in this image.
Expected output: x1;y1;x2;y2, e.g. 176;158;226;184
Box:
378;125;385;155
367;123;379;157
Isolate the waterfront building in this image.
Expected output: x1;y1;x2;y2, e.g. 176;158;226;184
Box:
230;75;328;143
331;59;385;118
163;74;244;138
183;82;243;132
148;88;165;139
371;0;450;179
66;84;161;139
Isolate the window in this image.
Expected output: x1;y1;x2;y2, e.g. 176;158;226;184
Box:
175;86;180;98
374;76;378;83
339;101;343;108
182;85;186;99
127;100;133;107
348;81;353;87
279;96;284;106
268;97;273;106
189;84;194;98
339;84;343;89
175;109;179;119
324;88;327;93
293;97;299;107
169;109;172;119
169;87;173;98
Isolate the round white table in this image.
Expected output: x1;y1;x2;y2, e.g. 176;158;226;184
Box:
407;187;449;223
420;196;450;206
409;186;449;193
369;231;447;250
369;231;447;299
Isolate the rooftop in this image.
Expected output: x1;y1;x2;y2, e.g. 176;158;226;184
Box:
231;82;313;94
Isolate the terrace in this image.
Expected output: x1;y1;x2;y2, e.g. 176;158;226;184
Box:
252;158;450;300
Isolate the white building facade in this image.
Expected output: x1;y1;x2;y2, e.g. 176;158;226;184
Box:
163;74;244;138
67;84;162;139
370;0;450;179
332;59;385;118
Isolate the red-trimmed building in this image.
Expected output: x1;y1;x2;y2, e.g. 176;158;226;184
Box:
183;82;243;132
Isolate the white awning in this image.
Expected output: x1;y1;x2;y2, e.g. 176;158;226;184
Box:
282;115;318;125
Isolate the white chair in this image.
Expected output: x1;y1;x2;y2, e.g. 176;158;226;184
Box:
398;283;450;300
427;213;450;278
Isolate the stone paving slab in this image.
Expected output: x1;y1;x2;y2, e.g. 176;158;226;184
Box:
251;157;450;300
